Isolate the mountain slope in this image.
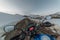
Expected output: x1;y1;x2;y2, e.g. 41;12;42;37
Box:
0;12;25;27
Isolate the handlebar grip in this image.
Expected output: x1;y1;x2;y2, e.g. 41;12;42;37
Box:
10;32;26;40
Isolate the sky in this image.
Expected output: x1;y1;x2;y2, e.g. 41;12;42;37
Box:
0;0;60;15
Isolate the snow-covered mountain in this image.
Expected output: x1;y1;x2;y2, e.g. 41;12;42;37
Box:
0;12;25;27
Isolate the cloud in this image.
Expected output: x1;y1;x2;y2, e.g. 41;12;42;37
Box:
0;0;60;15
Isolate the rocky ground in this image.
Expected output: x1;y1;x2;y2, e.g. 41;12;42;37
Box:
0;27;5;40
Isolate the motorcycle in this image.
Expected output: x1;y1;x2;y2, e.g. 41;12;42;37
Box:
3;15;60;40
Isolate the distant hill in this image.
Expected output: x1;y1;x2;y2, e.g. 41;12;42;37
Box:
48;12;60;19
49;12;60;16
0;12;25;27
